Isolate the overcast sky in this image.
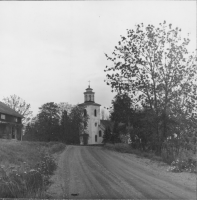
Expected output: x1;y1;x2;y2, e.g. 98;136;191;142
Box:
0;1;196;116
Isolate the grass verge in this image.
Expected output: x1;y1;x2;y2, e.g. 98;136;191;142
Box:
103;143;196;173
0;140;66;198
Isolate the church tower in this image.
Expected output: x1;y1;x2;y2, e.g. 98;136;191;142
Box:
78;84;101;145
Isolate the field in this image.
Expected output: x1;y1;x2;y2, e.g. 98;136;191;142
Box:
0;139;66;198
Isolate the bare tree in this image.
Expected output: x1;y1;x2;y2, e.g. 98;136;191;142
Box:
3;94;33;125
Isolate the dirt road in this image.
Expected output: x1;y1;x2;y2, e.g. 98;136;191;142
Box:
48;145;196;199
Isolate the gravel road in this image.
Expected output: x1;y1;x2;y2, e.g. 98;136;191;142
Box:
48;145;196;199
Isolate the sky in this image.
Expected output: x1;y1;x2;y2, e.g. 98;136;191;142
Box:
0;1;196;117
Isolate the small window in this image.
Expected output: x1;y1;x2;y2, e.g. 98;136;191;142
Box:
94;109;97;117
89;95;91;101
1;114;5;120
95;135;97;142
99;130;102;137
95;123;97;127
15;118;18;122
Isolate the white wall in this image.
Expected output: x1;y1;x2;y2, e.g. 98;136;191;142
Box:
85;105;101;144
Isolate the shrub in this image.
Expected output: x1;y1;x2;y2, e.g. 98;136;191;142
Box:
0;155;57;198
48;143;66;154
167;158;197;173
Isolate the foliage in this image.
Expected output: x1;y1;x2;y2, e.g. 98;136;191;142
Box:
2;94;33;125
104;143;196;173
0;141;65;198
35;102;60;141
24;103;89;144
68;105;89;144
167;158;196;173
104;21;197;154
58;102;73;118
110;93;134;125
102;126;112;144
0;155;56;198
47;142;66;154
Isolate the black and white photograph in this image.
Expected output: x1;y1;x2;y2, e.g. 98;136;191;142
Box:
0;1;196;199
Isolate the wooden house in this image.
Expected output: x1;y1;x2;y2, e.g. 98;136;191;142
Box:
0;101;23;140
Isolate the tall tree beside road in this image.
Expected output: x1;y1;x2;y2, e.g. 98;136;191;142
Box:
60;110;71;143
58;102;73;118
69;105;89;144
36;102;60;141
104;21;197;153
2;94;33;125
110;93;134;125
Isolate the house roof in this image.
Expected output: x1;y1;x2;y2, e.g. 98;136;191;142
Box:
78;102;101;107
0;102;23;118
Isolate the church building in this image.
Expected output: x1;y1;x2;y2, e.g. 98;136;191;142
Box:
78;85;112;145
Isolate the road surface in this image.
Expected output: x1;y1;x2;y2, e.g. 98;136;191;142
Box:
48;145;196;199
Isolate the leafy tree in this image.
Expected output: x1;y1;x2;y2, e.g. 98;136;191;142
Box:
2;94;33;125
69;105;89;144
36;102;60;141
24;103;89;143
58;102;72;118
105;21;197;153
110;93;134;126
60;110;71;143
102;126;112;144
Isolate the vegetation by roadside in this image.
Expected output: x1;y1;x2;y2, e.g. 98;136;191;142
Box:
0;140;66;198
103;143;196;174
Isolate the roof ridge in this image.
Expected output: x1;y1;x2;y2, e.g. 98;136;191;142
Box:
0;102;23;118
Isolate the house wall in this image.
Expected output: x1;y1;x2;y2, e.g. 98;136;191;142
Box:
0;124;6;138
0;113;22;140
0;124;13;139
0;112;21;124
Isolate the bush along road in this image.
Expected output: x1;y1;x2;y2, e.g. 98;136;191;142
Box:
48;145;196;199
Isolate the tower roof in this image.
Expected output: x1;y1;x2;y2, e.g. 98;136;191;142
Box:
82;83;100;105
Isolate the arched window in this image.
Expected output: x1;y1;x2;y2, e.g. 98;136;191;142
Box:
99;130;102;137
95;135;97;142
89;95;91;101
95;123;97;127
94;109;97;117
84;109;87;116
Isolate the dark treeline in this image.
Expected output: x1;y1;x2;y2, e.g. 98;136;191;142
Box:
24;102;88;144
104;93;196;155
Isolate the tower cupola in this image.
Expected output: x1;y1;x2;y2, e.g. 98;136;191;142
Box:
84;83;95;102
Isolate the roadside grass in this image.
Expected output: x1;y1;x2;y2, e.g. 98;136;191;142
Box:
0;140;66;198
104;143;162;161
103;143;196;173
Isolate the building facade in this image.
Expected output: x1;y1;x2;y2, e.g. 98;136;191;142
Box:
78;85;113;145
78;86;101;145
0;102;23;140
